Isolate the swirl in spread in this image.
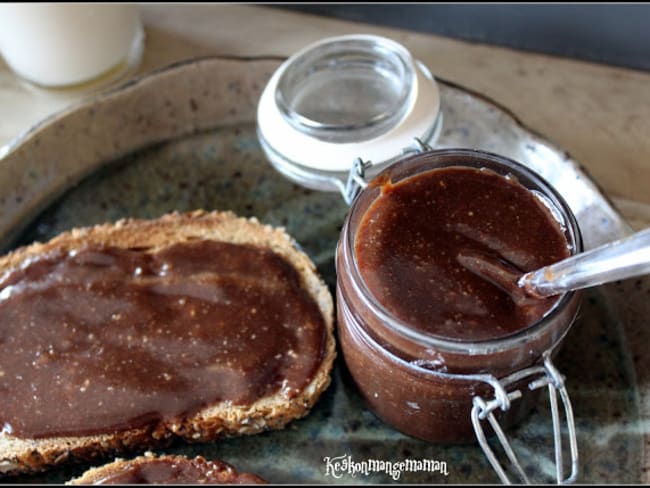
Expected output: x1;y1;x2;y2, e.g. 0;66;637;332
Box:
355;166;571;340
0;240;326;439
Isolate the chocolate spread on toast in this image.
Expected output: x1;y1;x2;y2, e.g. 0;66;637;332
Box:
0;240;326;438
89;456;265;484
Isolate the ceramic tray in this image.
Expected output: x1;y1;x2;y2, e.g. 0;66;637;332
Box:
1;57;648;484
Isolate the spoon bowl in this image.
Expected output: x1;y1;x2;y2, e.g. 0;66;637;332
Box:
459;227;650;301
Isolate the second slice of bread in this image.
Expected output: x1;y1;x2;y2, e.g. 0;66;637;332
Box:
0;210;336;476
67;453;266;484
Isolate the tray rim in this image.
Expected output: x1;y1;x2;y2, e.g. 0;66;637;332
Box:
0;54;627;227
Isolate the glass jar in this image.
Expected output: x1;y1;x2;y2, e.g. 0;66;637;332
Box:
336;148;583;444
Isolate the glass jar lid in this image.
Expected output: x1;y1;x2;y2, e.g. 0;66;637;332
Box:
257;34;442;193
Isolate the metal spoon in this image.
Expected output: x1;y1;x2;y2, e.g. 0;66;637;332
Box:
519;227;650;298
457;228;650;304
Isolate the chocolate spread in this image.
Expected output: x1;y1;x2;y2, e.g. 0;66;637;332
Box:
0;240;326;439
354;166;570;340
337;155;581;443
91;456;265;484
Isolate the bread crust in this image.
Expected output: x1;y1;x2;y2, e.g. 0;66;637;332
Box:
0;210;335;476
67;452;266;484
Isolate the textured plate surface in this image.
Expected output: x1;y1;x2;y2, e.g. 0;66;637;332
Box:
0;57;646;484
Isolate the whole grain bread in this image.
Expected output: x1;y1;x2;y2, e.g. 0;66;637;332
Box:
67;452;266;484
0;210;335;476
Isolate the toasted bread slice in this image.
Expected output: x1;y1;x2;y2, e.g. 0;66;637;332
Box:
68;453;266;484
0;210;335;476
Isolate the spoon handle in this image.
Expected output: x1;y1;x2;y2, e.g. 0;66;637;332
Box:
520;228;650;297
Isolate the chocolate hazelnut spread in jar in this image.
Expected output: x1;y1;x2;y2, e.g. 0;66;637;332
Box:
336;149;583;481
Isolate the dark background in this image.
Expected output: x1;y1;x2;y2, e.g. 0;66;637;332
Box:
274;4;650;72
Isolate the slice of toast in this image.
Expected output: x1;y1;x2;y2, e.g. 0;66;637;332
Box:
68;453;266;484
0;210;335;476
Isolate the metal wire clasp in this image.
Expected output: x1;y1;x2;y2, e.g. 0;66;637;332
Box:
404;137;433;154
471;352;579;484
342;138;433;205
343;158;371;205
